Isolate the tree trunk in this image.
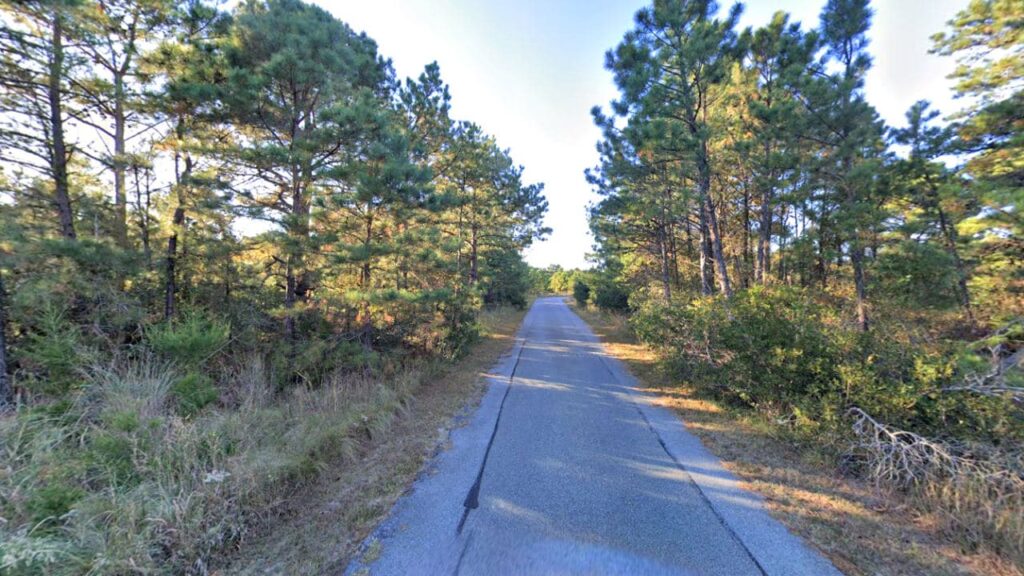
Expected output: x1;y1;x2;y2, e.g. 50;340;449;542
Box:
698;151;732;298
817;220;828;289
48;12;75;240
698;200;713;295
164;207;183;320
756;177;774;285
0;270;11;408
741;182;751;288
469;223;479;285
700;215;713;295
778;205;789;284
164;150;191;320
705;195;732;298
360;209;374;344
284;259;297;345
284;179;309;348
113;73;128;249
850;238;869;332
937;206;974;323
658;222;672;302
133;166;151;269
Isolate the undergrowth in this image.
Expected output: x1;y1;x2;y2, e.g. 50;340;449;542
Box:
628;286;1024;568
0;317;470;574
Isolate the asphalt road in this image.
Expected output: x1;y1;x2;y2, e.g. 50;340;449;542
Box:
347;297;841;576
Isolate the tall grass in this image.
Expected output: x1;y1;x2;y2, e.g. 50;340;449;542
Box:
0;352;426;574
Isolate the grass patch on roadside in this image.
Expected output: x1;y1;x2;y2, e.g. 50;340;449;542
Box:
215;304;528;575
570;300;1021;576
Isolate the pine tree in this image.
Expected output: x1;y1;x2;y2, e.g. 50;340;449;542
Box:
148;0;228;318
218;0;389;345
604;0;742;298
933;0;1023;318
72;0;172;249
0;0;80;240
806;0;885;331
891;100;975;321
739;12;815;285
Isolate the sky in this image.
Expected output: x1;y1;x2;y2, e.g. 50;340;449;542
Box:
321;0;969;270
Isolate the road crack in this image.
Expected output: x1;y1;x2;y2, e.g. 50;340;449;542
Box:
456;335;528;533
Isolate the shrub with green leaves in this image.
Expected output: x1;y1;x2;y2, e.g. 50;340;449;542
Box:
573;279;591;308
592;278;630;312
633;286;1023;445
873;240;961;309
171;372;220;416
146;313;230;366
17;307;91;397
635;287;840;415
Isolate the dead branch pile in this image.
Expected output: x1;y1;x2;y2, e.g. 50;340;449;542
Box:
848;407;1024;561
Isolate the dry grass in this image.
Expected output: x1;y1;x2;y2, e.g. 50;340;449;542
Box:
571;301;1022;576
215;305;529;575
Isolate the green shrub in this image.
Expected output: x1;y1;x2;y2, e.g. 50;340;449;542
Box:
25;481;84;531
146;313;230;366
632;286;1024;445
573;280;591;308
171;372;219;416
592;279;630;311
18;307;88;396
873;240;961;309
707;287;838;412
87;431;140;486
635;287;842;418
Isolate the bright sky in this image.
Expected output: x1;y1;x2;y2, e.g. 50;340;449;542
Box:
321;0;968;270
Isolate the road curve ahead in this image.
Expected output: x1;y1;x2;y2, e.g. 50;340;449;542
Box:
347;297;841;576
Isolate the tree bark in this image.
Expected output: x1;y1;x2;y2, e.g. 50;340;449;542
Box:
113;72;128;249
699;152;732;298
755;172;774;285
658;221;672;302
48;11;75;240
164;150;192;320
817;220;828;289
284;177;310;348
937;206;974;323
133;166;151;269
699;203;712;295
359;208;374;344
469;223;479;285
850;238;869;332
741;181;751;288
0;270;12;408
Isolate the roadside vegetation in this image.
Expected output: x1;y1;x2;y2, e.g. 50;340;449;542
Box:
580;0;1023;572
0;0;546;573
213;306;528;574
